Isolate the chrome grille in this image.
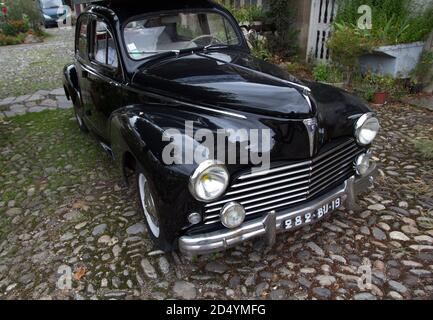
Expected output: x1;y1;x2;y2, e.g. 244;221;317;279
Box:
204;139;363;225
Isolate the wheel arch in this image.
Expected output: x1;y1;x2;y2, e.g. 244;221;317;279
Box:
63;63;80;105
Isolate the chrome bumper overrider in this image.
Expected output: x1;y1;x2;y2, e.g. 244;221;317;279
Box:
179;164;378;255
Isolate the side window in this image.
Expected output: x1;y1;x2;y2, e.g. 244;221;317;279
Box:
93;20;118;68
77;16;88;59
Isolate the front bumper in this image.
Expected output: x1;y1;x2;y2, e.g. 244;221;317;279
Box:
179;164;378;255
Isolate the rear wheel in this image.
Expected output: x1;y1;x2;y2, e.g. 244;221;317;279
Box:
136;166;172;251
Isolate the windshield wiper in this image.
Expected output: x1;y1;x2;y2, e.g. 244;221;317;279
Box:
202;44;230;52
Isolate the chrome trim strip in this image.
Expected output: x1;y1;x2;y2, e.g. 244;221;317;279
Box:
205;189;308;215
238;159;312;180
303;118;318;157
238;139;354;180
312;145;357;169
205;184;310;208
231;166;311;188
311;139;354;163
244;197;308;216
226;175;311;196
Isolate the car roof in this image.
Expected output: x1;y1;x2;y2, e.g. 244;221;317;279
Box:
86;0;222;25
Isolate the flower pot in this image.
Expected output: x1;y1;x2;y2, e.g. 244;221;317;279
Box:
372;92;387;105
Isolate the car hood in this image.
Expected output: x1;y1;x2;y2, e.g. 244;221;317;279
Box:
130;50;371;159
132;51;313;119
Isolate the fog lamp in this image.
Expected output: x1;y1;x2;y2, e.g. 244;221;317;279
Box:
355;153;371;176
220;202;246;229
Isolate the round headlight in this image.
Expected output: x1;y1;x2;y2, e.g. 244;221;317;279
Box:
354;113;380;146
354;153;371;176
189;160;229;202
220;202;246;229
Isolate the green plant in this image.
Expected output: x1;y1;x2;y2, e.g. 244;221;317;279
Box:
411;139;433;159
265;0;298;58
249;37;272;61
363;72;395;92
0;19;29;36
335;0;433;45
0;32;26;45
313;63;344;83
217;2;266;24
247;5;266;22
327;22;376;84
5;0;41;31
410;51;433;84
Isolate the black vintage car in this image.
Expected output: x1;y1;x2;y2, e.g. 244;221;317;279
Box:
63;0;380;255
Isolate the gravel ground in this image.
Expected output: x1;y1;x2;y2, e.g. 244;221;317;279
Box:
0;100;432;300
0;28;74;100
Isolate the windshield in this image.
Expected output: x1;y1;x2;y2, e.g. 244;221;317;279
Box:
40;0;63;9
124;11;241;60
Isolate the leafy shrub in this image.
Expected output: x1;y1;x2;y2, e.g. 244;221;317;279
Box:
410;51;433;84
327;23;376;84
217;2;266;24
265;0;298;58
0;19;30;36
352;71;408;101
313;63;344;83
335;0;433;45
0;32;26;45
5;0;41;31
249;37;272;61
363;72;395;92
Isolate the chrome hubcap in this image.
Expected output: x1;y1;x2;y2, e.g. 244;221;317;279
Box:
138;173;160;238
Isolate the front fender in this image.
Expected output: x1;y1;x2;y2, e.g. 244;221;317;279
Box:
109;105;211;245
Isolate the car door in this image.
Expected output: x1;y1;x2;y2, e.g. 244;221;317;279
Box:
84;15;124;142
74;14;93;129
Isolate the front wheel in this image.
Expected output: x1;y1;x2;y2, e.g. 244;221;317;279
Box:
136;166;172;251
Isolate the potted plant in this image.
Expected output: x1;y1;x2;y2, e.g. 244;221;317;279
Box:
363;72;394;105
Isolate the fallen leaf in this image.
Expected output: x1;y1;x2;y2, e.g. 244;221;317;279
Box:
72;200;90;212
73;267;87;281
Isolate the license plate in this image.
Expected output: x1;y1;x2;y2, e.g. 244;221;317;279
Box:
283;197;342;230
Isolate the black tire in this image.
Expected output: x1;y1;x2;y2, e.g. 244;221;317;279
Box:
135;165;173;252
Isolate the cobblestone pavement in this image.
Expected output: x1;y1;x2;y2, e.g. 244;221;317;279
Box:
0;28;74;100
0;88;72;117
0;97;432;300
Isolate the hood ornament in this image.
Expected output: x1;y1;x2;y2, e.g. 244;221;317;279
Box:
303;118;318;157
